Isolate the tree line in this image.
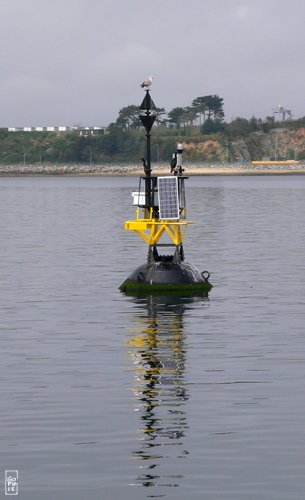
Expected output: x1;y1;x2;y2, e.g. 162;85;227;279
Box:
110;94;304;138
112;94;225;132
1;94;305;164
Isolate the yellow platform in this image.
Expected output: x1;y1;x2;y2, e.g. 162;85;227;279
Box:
125;216;192;246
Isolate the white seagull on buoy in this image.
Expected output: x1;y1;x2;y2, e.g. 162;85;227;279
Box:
140;76;154;88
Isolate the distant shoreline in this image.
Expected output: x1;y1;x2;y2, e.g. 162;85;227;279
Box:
0;163;305;176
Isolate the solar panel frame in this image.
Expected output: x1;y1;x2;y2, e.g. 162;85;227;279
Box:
157;176;180;220
178;177;186;209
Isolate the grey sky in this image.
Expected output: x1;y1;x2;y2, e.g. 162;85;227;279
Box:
1;0;304;127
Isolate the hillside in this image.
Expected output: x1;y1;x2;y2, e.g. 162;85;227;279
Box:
182;128;305;163
1;126;305;166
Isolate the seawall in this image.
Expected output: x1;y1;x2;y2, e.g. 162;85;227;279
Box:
0;163;305;176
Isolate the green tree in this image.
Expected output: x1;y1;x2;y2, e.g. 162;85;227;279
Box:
167;107;185;128
201;118;225;134
204;95;225;121
181;106;198;131
155;107;166;126
192;96;208;124
225;117;252;137
115;105;141;130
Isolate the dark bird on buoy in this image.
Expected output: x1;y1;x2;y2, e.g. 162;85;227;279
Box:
170;153;177;173
141;156;150;176
140;76;154;88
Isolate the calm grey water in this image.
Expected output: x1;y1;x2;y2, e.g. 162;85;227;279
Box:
0;174;304;499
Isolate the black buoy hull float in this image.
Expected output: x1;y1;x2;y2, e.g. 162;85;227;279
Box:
119;260;212;295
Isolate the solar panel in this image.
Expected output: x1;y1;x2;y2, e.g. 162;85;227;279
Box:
157;176;180;220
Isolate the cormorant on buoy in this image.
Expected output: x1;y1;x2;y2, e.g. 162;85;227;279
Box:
140;157;150;176
170;153;177;173
140;76;154;88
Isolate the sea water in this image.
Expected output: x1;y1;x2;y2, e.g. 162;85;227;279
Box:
0;174;304;499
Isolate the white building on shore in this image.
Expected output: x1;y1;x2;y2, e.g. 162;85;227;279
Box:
7;126;106;136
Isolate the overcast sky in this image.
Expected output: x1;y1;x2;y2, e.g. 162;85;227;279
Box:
0;0;304;127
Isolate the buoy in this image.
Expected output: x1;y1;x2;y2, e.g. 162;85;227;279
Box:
119;87;212;296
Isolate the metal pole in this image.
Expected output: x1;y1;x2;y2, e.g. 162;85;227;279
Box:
145;132;151;213
146;132;151;175
139;89;156;212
